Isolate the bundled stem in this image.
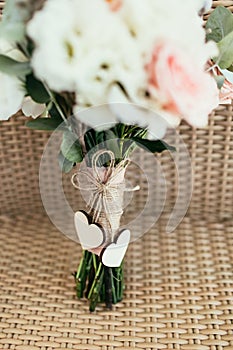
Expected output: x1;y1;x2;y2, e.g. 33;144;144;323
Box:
72;126;148;311
74;252;124;312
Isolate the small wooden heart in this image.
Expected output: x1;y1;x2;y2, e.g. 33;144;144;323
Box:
101;229;131;268
74;211;105;250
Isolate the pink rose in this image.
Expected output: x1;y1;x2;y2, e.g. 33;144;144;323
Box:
146;41;219;128
105;0;122;12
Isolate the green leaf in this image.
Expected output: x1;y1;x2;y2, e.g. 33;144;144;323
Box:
0;0;31;42
58;152;74;173
104;130;122;159
217;31;233;69
96;130;105;145
49;103;63;121
84;129;98;152
0;54;31;77
214;75;225;89
26;117;63;131
61;130;83;163
0;22;25;42
227;65;233;72
206;6;233;42
25;74;50;104
132;137;176;154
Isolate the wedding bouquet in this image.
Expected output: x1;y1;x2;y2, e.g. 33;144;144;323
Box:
1;0;233;311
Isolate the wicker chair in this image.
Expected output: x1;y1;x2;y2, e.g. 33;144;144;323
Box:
0;1;233;349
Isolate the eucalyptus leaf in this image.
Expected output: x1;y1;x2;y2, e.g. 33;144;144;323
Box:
217;31;233;69
105;130;122;159
0;55;31;77
0;0;30;42
214;75;225;89
2;0;30;23
0;22;25;42
132;137;176;154
58;152;74;173
25;74;50;104
206;6;233;42
61;130;83;163
26;117;63;131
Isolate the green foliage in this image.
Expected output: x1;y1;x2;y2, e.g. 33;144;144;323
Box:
58;152;74;173
83;123;173;167
206;6;233;42
53;92;76;118
228;65;233;72
26;116;63;131
26;102;65;130
217;31;233;69
61;130;83;163
214;75;225;89
132;137;176;153
0;0;30;42
84;124;143;163
0;55;31;77
206;6;233;69
25;74;50;104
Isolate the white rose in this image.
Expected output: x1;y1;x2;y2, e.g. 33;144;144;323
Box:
27;0;80;92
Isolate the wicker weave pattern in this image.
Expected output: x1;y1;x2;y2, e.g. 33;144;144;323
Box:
0;214;232;349
0;1;233;349
1;109;233;219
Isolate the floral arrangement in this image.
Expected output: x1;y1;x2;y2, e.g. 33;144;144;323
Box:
1;0;233;311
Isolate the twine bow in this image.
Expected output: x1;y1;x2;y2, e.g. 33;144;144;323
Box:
71;150;139;236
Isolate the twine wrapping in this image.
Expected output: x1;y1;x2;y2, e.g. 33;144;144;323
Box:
72;150;139;246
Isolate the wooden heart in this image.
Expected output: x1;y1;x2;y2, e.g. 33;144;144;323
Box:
74;211;105;250
101;229;131;268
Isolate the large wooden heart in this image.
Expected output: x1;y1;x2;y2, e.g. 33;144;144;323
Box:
74;211;105;250
101;229;131;268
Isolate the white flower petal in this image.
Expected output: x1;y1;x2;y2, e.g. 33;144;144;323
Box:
108;84;129;104
0;73;24;120
108;84;168;139
198;0;212;14
0;38;27;61
73;104;117;130
21;96;46;118
27;0;217;129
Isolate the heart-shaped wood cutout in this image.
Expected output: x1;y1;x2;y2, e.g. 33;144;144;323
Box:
74;211;105;250
101;229;131;268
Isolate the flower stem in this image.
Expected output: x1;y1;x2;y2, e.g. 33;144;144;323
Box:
43;82;69;125
75;251;125;311
104;267;113;309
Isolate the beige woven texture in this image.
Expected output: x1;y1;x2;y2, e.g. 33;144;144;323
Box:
0;1;233;349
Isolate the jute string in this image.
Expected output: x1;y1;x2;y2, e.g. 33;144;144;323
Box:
71;150;139;242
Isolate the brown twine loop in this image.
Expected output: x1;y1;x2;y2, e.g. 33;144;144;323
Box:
71;150;139;241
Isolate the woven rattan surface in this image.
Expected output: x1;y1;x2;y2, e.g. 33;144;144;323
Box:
0;214;232;350
0;1;233;349
1;108;233;220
